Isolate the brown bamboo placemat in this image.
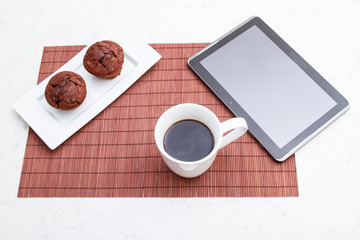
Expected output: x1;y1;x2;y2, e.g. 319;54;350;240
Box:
18;43;298;197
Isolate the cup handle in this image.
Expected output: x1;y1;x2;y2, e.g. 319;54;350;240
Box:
219;118;248;149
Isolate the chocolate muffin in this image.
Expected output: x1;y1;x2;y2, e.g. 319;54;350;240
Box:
45;71;87;110
83;40;124;79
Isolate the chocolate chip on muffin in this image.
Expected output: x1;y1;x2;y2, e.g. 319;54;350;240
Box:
83;40;124;79
45;71;87;110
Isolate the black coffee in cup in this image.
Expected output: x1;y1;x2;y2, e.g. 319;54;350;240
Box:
163;119;214;162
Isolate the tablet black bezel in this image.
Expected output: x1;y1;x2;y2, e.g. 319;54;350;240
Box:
188;16;349;161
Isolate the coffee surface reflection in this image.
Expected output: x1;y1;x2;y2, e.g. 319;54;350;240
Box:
163;119;214;162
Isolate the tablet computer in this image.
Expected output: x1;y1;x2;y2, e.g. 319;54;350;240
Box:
188;16;349;161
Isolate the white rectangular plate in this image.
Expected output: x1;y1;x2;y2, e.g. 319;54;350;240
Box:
14;29;161;150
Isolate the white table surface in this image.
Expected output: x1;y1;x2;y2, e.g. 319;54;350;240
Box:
1;0;359;239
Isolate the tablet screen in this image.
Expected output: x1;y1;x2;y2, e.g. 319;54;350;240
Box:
188;17;349;161
199;25;337;148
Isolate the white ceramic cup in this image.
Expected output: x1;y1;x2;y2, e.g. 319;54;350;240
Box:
154;103;248;178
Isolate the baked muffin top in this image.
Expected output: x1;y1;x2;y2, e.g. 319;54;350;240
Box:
45;71;87;110
83;40;124;79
